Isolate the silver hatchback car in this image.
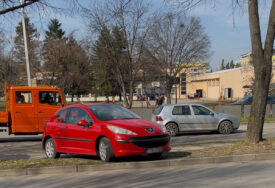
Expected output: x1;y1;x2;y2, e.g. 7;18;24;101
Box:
152;104;240;136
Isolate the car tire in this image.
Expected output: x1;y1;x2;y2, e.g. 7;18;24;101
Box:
148;153;162;160
219;120;233;134
45;138;60;159
166;123;179;137
99;137;114;162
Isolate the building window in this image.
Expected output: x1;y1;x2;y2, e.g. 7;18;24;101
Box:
181;73;186;95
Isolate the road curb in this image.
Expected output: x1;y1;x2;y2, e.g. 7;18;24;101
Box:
1;153;275;177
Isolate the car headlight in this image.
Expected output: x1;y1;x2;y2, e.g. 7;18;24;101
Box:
161;126;167;133
107;125;137;135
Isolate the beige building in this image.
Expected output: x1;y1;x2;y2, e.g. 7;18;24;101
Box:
179;64;275;100
183;67;253;100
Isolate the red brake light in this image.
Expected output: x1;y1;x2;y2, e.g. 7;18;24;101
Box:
156;116;163;121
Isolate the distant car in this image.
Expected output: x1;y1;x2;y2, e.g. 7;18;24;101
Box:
152;104;240;136
232;95;275;105
42;104;170;161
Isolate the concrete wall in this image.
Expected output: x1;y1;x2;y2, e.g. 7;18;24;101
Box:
187;80;208;97
207;86;220;98
188;67;255;100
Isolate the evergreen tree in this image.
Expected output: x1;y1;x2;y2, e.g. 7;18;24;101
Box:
225;62;230;69
229;60;235;68
220;59;225;70
14;16;40;85
42;18;66;85
235;62;242;68
64;35;91;100
45;19;65;40
92;26;122;97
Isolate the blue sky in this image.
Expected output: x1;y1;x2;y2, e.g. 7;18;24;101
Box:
0;0;272;71
188;0;271;70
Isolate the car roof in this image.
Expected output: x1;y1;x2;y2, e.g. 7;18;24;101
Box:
61;103;118;109
162;103;204;107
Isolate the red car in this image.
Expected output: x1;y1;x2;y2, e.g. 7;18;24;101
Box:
42;104;170;161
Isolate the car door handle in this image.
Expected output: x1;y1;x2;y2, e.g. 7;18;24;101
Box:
38;111;43;113
15;111;20;114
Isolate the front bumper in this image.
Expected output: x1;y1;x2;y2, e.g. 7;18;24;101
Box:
111;134;171;157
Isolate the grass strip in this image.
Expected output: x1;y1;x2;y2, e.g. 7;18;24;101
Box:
0;158;103;170
185;137;275;158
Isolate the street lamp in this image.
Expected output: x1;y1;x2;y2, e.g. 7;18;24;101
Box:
20;0;31;86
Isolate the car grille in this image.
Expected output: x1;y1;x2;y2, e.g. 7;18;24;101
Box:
129;135;170;148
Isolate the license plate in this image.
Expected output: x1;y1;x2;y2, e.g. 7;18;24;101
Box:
146;147;163;154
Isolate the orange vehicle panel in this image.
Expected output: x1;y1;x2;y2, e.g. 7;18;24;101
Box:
3;84;65;134
0;111;9;124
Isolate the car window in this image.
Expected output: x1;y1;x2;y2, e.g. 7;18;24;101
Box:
57;109;67;123
172;106;191;115
39;91;62;106
172;106;182;115
192;105;212;115
153;106;164;115
15;91;32;104
88;105;140;121
67;108;93;125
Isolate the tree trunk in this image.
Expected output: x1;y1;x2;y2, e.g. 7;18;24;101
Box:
121;84;129;108
165;83;173;104
128;80;133;109
71;94;74;102
246;0;275;143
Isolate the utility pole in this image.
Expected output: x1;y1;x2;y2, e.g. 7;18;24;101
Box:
20;0;31;86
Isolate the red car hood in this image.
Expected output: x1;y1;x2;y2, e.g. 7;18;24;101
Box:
102;118;165;136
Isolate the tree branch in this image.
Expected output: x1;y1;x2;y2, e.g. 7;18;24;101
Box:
0;0;40;15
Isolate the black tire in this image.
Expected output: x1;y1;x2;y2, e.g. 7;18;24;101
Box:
45;138;60;159
166;123;179;137
218;120;233;134
99;137;114;162
148;153;162;160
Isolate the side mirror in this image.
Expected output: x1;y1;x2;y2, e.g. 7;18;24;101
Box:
210;112;215;116
77;119;88;126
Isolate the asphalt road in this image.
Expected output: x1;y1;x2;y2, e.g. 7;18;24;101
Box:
0;123;275;160
1;160;275;187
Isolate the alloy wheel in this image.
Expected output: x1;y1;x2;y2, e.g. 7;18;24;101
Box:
99;141;107;161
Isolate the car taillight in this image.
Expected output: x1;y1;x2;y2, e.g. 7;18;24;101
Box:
156;116;163;121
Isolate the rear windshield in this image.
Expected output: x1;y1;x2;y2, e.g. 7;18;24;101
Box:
88;105;141;121
153;105;164;115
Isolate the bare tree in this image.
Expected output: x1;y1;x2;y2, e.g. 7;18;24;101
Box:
144;13;210;104
166;0;275;144
85;0;150;108
0;0;39;15
0;0;82;15
246;0;275;143
13;16;40;85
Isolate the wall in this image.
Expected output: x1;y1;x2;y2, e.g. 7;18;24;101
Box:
187;67;255;100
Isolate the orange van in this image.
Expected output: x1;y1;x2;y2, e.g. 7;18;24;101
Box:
0;83;65;135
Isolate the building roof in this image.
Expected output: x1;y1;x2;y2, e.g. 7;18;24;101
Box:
190;67;245;82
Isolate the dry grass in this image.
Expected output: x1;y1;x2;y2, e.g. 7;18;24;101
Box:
0;158;103;170
2;139;275;170
187;138;275;158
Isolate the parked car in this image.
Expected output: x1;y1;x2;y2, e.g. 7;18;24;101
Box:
232;95;275;105
152;104;240;136
42;104;170;161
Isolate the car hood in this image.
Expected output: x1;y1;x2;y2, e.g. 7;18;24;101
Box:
102;118;165;136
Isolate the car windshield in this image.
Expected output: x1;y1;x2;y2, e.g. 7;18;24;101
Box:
88;105;141;121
